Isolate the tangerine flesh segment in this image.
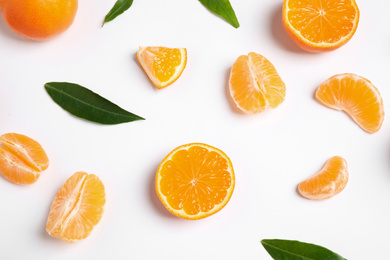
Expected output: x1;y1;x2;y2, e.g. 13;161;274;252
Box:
0;133;49;172
156;143;235;220
283;0;359;52
136;46;187;89
229;52;286;114
298;156;348;200
0;133;49;184
46;172;105;243
60;174;105;242
316;73;384;133
46;172;87;238
0;146;39;184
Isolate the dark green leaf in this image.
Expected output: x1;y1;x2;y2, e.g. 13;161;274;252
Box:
199;0;239;28
261;239;347;260
102;0;134;27
45;82;144;125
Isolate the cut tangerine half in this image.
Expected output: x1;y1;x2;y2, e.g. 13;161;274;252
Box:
298;156;348;200
282;0;359;52
156;143;235;220
316;73;384;133
46;172;105;243
0;133;49;184
229;52;286;114
136;46;187;89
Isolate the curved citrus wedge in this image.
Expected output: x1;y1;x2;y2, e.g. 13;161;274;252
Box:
156;143;235;220
0;133;49;184
316;73;384;133
282;0;359;52
136;46;187;89
46;172;105;243
229;52;286;114
298;156;348;200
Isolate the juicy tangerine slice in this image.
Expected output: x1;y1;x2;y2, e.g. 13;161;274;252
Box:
0;133;49;184
136;46;187;89
229;52;286;114
156;143;235;220
316;73;384;133
298;156;348;200
46;172;105;243
282;0;359;52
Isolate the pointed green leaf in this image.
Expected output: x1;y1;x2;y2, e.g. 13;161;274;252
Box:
102;0;134;27
261;239;347;260
199;0;239;28
45;82;144;125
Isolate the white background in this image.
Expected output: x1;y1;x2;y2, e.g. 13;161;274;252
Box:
0;0;389;259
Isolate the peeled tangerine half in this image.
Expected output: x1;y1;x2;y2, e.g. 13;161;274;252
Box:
46;172;105;243
136;46;187;89
316;73;384;133
298;156;348;200
0;133;49;184
229;52;286;114
156;143;235;220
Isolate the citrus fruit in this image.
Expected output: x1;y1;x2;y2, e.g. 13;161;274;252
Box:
298;156;348;200
136;46;187;89
155;143;235;220
282;0;359;52
46;172;105;243
316;73;384;133
0;133;49;184
229;52;286;114
0;0;78;41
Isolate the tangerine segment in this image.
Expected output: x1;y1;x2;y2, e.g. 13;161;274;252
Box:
229;52;286;114
136;46;187;89
299;156;348;200
316;73;384;133
282;0;359;52
156;143;235;220
0;147;39;184
46;172;105;243
0;133;49;172
0;133;49;184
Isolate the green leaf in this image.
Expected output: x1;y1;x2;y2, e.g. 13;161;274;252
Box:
199;0;239;28
261;239;347;260
102;0;134;27
45;82;144;125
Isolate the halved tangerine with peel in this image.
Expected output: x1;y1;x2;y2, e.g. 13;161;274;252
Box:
282;0;359;52
136;46;187;89
298;156;348;200
0;133;49;184
316;73;384;133
46;171;105;243
156;143;235;220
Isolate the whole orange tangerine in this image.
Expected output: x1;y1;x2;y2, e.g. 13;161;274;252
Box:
0;0;78;41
